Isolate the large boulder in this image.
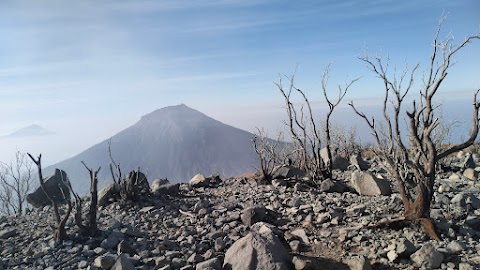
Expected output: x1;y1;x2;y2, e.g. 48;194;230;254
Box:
223;223;292;270
98;183;118;206
332;156;350;171
350;153;370;171
320;147;350;171
27;169;70;208
320;179;347;193
350;171;391;196
189;173;222;188
190;173;208;187
124;170;150;195
152;183;180;196
272;165;305;179
151;178;170;189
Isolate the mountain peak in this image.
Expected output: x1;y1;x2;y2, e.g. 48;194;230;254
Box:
4;124;55;138
48;104;258;195
139;104;209;123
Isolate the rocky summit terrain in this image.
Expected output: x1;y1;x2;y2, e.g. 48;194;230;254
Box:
1;153;480;270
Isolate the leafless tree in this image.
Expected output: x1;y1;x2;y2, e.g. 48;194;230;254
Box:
27;153;72;244
322;121;361;158
252;129;289;182
276;65;359;181
107;139;149;202
0;151;35;215
68;161;101;236
349;16;480;240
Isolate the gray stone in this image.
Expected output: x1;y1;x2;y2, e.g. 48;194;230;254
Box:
320;179;346;193
101;235;121;250
293;183;308;192
459;263;474;270
447;240;466;253
332;156;350;171
111;253;136;270
171;257;186;268
27;169;70;208
350;171;391;196
350;153;370;171
396;238;416;257
451;193;466;206
289;240;302;252
223;223;292;270
98;183;118;206
214;238;226;252
0;228;17;239
464;216;480;229
466;194;480;209
78;260;89;268
346;255;372;270
290;228;309;244
292;255;314;270
346;204;366;216
410;243;444;269
320;147;350;171
196;257;222;270
241;205;276;226
117;240;136;255
463;153;476;169
124;170;150;195
449;173;461;181
151;178;170;188
463;168;478;180
152;183;180;195
272;179;288;188
386;250;398;262
272;165;305;179
189;174;209;188
94;254;116;269
187;253;203;264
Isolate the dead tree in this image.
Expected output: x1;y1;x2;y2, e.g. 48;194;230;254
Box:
275;65;358;181
252;129;290;182
323;121;361;158
107;139;149;202
0;151;35;215
27;153;72;244
108;139;121;187
349;16;480;240
69;161;101;236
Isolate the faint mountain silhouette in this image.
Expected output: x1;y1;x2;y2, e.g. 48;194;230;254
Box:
45;104;259;194
3;124;55;138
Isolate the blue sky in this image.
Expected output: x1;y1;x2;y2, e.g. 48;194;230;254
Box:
0;0;479;165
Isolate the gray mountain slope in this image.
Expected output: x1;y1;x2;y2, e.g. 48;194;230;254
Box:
45;104;259;195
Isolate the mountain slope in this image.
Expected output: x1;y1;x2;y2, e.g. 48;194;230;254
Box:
46;104;259;195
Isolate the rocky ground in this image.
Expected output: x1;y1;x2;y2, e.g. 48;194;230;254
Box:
1;154;480;270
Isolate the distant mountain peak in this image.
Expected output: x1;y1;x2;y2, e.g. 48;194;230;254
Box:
4;124;55;138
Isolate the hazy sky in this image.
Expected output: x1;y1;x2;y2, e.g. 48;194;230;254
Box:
1;0;479;165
